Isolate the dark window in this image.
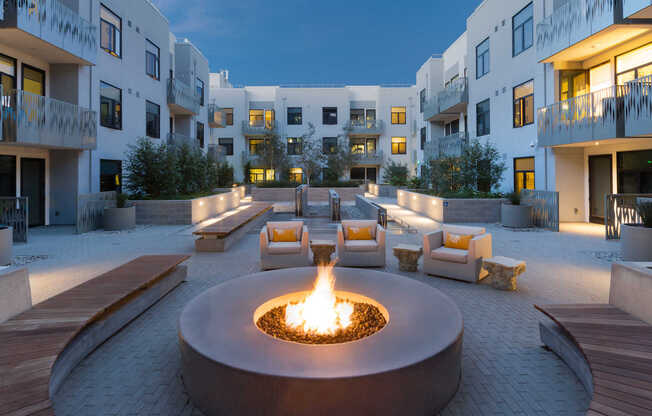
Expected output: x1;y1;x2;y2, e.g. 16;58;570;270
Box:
617;150;652;193
218;138;234;155
420;127;426;150
476;38;490;79
196;122;204;148
100;159;122;193
445;120;460;136
287;107;302;125
223;108;233;125
322;137;338;154
476;99;490;136
0;155;16;197
196;78;205;106
513;80;534;128
512;3;533;57
322;107;337;125
419;89;426;113
100;4;121;58
514;157;535;193
287;137;303;155
100;81;122;130
350;109;365;124
391;106;406;124
145;39;160;80
391;137;406;154
145;101;160;138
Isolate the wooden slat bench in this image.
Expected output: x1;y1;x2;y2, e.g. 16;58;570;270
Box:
0;254;189;416
193;202;273;252
536;303;652;416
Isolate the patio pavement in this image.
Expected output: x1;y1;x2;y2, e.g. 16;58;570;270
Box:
9;196;621;415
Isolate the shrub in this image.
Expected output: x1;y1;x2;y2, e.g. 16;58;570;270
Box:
382;160;409;186
409;176;427;190
636;199;652;228
116;193;129;208
507;191;521;205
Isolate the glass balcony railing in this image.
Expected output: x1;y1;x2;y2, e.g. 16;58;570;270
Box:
1;88;96;150
241;119;276;135
208;104;227;128
167;78;200;115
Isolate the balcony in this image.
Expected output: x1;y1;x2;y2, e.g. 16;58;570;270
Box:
207;145;226;162
352;149;384;165
0;0;97;65
345;119;384;136
423;78;468;122
167;132;200;148
208;104;227;128
241;120;276;136
167;78;200;115
536;0;652;63
1;88;96;150
624;0;652;18
423;132;468;160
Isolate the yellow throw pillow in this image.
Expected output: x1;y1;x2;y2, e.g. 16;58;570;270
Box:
272;228;297;242
444;233;473;250
347;226;372;240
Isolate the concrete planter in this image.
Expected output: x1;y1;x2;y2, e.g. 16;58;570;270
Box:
397;189;505;223
103;206;136;231
0;226;12;266
133;192;241;225
501;204;533;228
621;224;652;261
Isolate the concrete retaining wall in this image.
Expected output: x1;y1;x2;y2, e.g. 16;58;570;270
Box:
133;191;241;225
252;186;363;202
610;262;652;325
308;187;363;202
214;185;246;200
369;184;399;198
251;187;295;202
397;189;505;223
0;267;31;324
356;195;382;221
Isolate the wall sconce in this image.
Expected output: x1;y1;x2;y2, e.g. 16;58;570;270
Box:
199;201;204;206
412;195;417;200
220;196;224;201
432;200;437;206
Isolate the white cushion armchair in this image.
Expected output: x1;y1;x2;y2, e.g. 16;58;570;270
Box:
337;220;386;267
423;225;492;283
260;221;311;270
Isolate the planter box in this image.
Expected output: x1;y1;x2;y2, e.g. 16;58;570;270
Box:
251;187;295;202
610;262;652;325
103;206;136;231
397;190;505;223
501;204;533;228
0;226;12;266
0;267;30;323
369;184;399;197
621;224;652;262
133;192;241;225
252;186;363;203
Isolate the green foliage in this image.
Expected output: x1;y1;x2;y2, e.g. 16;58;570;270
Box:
216;162;234;187
255;180;296;188
382;160;409;186
409;176;427;190
116;193;129;209
325;139;358;182
310;180;362;188
243;161;252;184
429;157;463;194
416;189;503;199
295;123;326;185
636;199;652;228
507;191;521;205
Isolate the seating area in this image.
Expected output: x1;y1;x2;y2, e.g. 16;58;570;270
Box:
336;220;386;267
260;220;311;270
0;255;189;416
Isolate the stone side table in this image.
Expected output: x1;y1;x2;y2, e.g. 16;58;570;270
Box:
483;256;526;291
393;244;423;272
310;240;336;266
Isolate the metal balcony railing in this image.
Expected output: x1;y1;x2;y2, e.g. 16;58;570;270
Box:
352;149;384;164
0;0;97;64
423;132;468;160
167;132;200;148
241;119;276;135
1;88;96;150
167;78;200;115
423;78;468;121
345;119;384;135
208;104;227;128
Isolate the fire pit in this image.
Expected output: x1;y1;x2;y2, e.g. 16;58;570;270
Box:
179;267;463;415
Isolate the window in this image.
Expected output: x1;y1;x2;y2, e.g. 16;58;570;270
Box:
391;106;406;124
476;99;490;136
391;137;406;154
249;138;264;155
0;155;16;197
560;70;587;101
419;89;426;113
512;3;533;56
513;80;534;128
445;120;460;136
223;108;234;125
322;107;337;125
514;157;535;193
287;137;303;155
218;138;233;156
196;122;204;148
249;109;264;125
366;109;376;121
322;137;338;154
100;81;122;130
196;78;205;106
145;40;160;80
21;64;45;96
289;168;303;183
249;168;274;184
100;159;122;193
476;38;490;79
0;54;17;94
420;127;426;150
350;109;365;125
100;4;121;58
616;42;652;85
287;107;302;125
146;101;160;138
617;150;652;193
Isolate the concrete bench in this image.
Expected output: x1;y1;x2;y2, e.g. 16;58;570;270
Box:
193;202;273;252
0;254;189;416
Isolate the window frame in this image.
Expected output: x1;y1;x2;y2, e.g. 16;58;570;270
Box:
99;159;123;193
100;80;122;130
0;53;17;90
512;2;534;57
218;138;234;156
513;79;534;128
322;107;338;125
287;107;302;125
100;4;122;59
145;100;160;138
145;39;160;81
476;37;490;79
196;78;205;106
391;137;407;155
322;137;338;154
391;106;407;125
196;121;205;148
287;137;303;155
419;89;426;113
21;63;45;96
223;108;234;125
420;127;427;150
513;156;535;192
476;99;490;137
615;41;652;84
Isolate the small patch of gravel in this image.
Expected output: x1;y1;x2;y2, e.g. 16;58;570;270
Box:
12;255;49;266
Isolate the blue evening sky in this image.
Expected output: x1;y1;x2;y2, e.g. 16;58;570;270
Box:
152;0;481;86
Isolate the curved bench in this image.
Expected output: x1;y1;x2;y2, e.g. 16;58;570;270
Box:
536;304;652;415
0;254;189;416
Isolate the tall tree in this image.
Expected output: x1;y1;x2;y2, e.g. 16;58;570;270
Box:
294;123;325;185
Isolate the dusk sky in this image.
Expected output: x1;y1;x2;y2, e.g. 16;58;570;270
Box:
152;0;481;86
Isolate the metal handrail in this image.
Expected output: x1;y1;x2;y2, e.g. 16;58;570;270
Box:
167;78;201;114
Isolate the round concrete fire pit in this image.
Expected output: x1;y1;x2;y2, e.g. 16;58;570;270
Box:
179;267;463;416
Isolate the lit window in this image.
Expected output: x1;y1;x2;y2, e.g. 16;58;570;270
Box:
513;80;534;128
249;138;264;155
287;137;303;155
391;106;406;124
223;108;234;125
289;168;303;183
249;168;264;183
512;3;533;57
391;137;406;154
514;157;535;192
100;4;121;58
145;40;160;80
616;41;652;85
476;38;490;79
266;169;275;181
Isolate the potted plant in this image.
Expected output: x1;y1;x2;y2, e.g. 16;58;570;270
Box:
103;193;136;231
621;198;652;261
501;191;532;228
0;224;11;266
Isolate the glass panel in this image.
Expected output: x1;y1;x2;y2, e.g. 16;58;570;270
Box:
514;80;533;99
350;109;364;123
101;5;121;27
23;66;44;96
523;19;533;49
525;172;535;190
366;109;376;120
100;159;122;193
616;42;652;74
572;72;588;97
0;155;16;197
524;94;534;124
265;169;275;181
515;157;535;171
515;172;525;193
589;62;612;92
366;138;376;154
637;63;652;79
513;26;523;55
617;71;636;85
249;109;264;123
617;150;652;193
0;55;16;77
